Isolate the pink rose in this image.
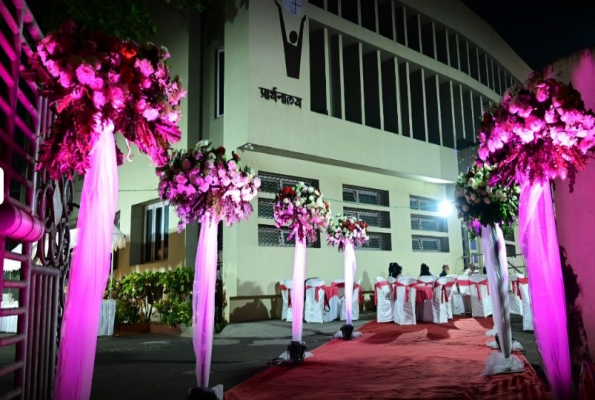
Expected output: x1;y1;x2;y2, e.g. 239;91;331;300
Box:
76;64;96;85
143;108;159;121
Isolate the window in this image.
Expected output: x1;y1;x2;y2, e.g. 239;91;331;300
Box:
410;214;448;233
506;244;516;257
258;198;275;219
343;207;390;228
258;172;319;194
360;232;392;251
143;202;169;263
409;195;440;212
216;47;224;117
412;235;450;252
113;211;120;270
258;225;320;248
343;185;389;206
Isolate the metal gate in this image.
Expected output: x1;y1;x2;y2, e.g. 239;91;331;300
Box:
0;1;70;399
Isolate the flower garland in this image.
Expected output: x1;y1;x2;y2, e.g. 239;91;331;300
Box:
477;72;595;190
274;182;331;243
156;140;261;230
26;20;186;179
454;162;519;239
326;215;369;251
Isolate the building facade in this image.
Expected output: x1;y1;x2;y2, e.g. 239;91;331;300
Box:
111;0;530;322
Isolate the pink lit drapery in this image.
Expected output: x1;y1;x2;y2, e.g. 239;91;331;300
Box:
519;181;572;400
54;120;118;400
481;225;512;357
343;241;356;325
291;238;307;342
193;215;219;387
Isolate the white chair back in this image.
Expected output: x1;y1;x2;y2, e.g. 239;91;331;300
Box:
431;277;449;323
340;278;361;321
515;274;533;331
284;279;294;322
393;276;417;325
469;275;492;318
508;274;523;316
375;277;393;323
305;278;326;323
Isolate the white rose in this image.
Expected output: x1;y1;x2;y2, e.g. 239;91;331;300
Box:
484;197;491;204
468;178;475;187
308;186;314;193
283;198;289;204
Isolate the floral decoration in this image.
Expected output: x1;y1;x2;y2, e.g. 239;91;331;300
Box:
156;140;261;231
326;214;369;251
274;182;331;243
477;72;595;190
25;20;186;179
454;162;519;239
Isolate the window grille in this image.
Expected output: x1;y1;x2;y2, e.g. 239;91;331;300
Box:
412;235;450;252
409;195;440;212
258;198;275;219
343;207;390;228
216;47;224;117
258;225;320;248
342;185;389;206
359;232;392;251
410;214;448;232
259;172;319;194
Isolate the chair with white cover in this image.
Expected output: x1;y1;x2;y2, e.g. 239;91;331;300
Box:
516;274;533;331
340;278;362;321
415;275;435;322
285;279;294;322
445;276;456;319
331;278;345;316
322;283;340;323
432;277;449;323
280;280;290;320
305;278;326;323
469;275;492;318
393;276;417;325
375;277;393;323
508;275;523;316
452;275;472;315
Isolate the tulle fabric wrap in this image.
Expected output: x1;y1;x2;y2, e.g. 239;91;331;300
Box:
291;238;307;341
344;242;356;325
53;120;118;400
193;215;219;387
481;224;524;375
519;181;572;400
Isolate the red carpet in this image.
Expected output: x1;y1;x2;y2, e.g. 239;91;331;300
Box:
225;317;552;400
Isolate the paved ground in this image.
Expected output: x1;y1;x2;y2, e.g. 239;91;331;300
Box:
89;312;542;400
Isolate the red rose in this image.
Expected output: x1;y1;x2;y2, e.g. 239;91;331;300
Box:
232;152;241;161
216;146;226;154
120;42;138;63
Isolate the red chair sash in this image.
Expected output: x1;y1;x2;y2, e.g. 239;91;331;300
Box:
511;281;522;300
434;281;449;303
305;284;325;302
472;280;490;301
394;281;416;302
280;284;291;307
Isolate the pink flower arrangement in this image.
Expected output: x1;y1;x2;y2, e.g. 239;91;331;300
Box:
326;215;369;251
477;72;595;190
25;20;186;179
274;182;331;243
156;140;261;231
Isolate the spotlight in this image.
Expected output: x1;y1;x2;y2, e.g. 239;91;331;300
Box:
439;200;453;217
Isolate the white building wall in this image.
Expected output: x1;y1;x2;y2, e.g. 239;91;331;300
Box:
109;0;531;322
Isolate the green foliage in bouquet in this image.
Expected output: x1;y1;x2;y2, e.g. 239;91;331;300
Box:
454;162;520;240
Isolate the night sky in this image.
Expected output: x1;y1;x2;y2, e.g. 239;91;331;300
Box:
462;0;595;71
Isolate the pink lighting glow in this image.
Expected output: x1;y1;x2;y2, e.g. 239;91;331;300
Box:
53;120;118;400
193;216;218;387
291;238;307;342
519;181;572;400
343;242;356;325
